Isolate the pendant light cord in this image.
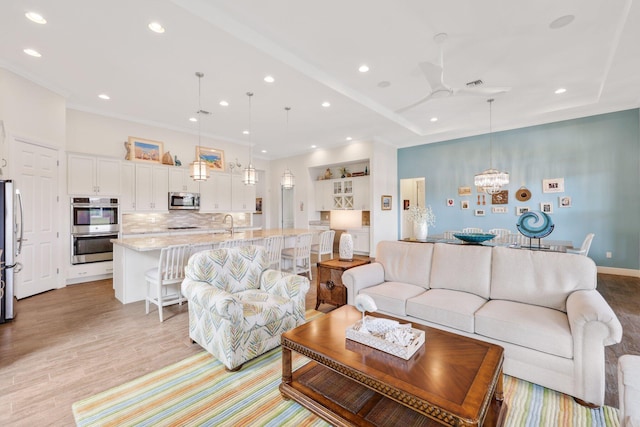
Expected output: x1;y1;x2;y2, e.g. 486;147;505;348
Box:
488;98;494;169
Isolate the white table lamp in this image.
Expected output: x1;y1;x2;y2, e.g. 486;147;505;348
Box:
330;210;362;261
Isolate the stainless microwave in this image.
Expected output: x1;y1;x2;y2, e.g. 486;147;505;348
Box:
168;192;200;210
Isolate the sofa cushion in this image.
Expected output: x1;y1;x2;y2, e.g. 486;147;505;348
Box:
429;243;493;299
490;246;597;312
235;290;292;328
406;289;487;333
475;300;573;359
376;241;433;289
360;282;426;316
618;355;640;427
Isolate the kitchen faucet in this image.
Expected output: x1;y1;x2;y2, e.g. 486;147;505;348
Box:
223;214;234;235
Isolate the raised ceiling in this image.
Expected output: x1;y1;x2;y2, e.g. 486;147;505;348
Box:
1;0;639;160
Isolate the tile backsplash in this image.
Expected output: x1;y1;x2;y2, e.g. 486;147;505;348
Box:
121;212;251;235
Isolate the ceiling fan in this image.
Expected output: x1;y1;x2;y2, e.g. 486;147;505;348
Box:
397;33;511;113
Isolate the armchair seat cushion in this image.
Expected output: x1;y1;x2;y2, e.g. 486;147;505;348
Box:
236;290;293;328
475;300;573;359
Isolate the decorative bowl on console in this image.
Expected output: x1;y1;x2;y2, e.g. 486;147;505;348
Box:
453;233;496;244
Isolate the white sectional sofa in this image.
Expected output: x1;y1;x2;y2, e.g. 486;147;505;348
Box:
342;240;622;407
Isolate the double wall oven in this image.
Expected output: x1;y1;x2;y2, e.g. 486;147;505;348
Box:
71;197;119;264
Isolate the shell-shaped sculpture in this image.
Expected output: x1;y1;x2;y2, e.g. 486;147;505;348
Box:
517;210;555;239
355;294;377;314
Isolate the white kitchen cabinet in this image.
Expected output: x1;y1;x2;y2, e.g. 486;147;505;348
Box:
68;154;121;196
135;164;169;211
168;167;200;193
66;261;114;284
350;228;370;254
231;174;256;211
120;162;136;211
352;176;370;210
314;180;332;211
199;172;231;211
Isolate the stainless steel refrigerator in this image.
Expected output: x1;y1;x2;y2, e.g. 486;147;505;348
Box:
1;180;23;323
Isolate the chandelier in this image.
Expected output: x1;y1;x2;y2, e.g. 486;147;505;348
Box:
281;107;295;189
474;98;508;194
242;92;257;185
189;72;210;181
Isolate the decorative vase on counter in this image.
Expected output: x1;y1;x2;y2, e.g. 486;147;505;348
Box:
413;221;428;240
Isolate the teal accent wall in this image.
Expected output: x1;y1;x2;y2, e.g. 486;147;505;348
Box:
398;109;640;269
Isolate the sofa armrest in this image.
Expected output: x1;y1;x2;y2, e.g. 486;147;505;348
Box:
181;278;242;322
566;289;622;346
342;262;385;306
566;289;623;405
260;269;310;301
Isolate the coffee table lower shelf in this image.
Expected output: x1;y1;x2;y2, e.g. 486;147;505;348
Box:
280;362;506;427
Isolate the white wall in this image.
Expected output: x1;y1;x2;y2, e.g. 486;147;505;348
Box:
66;109;267;172
268;140;398;257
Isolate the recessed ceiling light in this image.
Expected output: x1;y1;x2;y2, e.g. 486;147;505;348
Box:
311;145;317;149
430;117;438;122
263;75;275;83
25;12;46;24
346;137;353;141
261;149;267;153
321;101;331;108
23;48;41;57
219;100;229;107
358;64;369;73
98;94;110;100
555;88;567;94
377;81;391;88
148;22;165;33
549;15;575;30
243;130;250;135
189;117;198;122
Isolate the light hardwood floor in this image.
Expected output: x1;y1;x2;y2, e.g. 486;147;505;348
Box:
0;272;637;426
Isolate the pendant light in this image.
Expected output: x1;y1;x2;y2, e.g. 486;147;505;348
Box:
281;106;295;189
242;91;257;185
190;72;210;181
474;98;509;194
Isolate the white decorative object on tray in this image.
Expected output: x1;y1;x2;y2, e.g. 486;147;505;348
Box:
346;317;425;360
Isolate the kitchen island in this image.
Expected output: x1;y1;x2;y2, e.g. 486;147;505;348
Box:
111;229;315;304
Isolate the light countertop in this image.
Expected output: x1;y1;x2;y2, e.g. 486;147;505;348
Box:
112;228;316;252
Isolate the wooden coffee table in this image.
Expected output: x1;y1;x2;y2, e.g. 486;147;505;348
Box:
280;305;506;426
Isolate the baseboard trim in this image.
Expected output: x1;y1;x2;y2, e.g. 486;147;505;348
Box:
597;266;640;277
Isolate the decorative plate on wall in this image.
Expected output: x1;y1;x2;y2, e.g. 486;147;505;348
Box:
516;187;532;201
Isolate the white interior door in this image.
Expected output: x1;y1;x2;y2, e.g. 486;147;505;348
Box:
13;138;59;299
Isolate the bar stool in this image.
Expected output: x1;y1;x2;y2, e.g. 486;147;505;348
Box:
145;244;190;322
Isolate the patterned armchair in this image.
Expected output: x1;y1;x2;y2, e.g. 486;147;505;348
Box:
181;245;310;371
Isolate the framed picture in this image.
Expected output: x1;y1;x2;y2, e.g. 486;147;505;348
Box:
492;206;508;214
458;186;472;196
474;209;486;217
542;178;565;193
255;197;263;214
128;136;163;163
491;190;508;205
516;206;530;216
446;198;455;207
540;202;553;214
196;146;225;171
461;200;470;210
381;195;392;210
559;196;572;208
403;199;410;210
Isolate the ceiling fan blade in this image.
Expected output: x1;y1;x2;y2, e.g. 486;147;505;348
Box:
455;86;511;96
418;61;444;90
395;93;436;113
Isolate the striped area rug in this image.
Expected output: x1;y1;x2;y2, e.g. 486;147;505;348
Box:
73;311;620;427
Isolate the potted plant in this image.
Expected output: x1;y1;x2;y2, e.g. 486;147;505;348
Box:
407;205;436;240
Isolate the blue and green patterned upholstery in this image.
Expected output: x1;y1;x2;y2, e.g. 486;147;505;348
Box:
181;245;310;370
